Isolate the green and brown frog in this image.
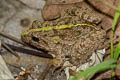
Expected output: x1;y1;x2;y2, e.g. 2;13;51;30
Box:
21;7;106;79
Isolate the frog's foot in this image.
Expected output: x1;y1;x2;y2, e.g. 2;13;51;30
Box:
51;60;75;80
63;61;77;80
65;67;70;80
64;66;77;80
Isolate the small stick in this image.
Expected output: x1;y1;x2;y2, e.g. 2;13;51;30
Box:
0;31;53;59
0;31;27;46
1;41;20;61
37;64;53;80
4;43;53;59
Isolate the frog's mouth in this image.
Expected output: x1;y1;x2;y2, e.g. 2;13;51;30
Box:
22;33;52;52
22;36;49;53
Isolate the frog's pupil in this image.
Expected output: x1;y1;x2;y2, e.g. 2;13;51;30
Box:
32;36;39;42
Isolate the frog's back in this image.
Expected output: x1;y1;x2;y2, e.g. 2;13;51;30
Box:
21;6;106;66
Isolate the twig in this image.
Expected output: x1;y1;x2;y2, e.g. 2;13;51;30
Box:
0;31;53;59
37;64;53;80
1;41;20;61
0;31;27;46
0;40;1;50
4;43;53;59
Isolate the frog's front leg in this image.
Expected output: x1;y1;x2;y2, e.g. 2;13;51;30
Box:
63;61;76;80
51;59;74;80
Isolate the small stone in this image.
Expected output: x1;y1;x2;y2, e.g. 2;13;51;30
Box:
19;0;46;9
42;5;61;20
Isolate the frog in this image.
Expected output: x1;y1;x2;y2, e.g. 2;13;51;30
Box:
21;7;106;79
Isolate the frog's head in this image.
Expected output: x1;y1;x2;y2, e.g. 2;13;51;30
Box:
21;29;52;51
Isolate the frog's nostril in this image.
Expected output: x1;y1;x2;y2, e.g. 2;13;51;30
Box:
32;36;39;42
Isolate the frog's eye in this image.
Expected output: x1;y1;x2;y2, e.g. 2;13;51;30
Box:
32;36;39;42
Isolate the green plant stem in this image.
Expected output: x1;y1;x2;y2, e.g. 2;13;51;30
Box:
110;31;114;58
69;59;117;80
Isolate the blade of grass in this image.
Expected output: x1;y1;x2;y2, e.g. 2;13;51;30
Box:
69;59;117;80
111;4;120;58
114;43;120;60
110;38;114;58
112;4;120;31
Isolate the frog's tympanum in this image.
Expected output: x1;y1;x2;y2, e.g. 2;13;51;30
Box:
21;7;106;79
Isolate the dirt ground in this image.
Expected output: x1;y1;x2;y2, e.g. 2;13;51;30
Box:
0;0;120;80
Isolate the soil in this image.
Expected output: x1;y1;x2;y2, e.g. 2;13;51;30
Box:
0;0;120;80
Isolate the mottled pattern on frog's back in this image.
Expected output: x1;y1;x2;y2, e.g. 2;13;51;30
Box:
22;24;105;67
21;6;106;67
33;7;101;28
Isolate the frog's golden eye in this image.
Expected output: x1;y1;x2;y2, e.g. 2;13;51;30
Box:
32;36;39;42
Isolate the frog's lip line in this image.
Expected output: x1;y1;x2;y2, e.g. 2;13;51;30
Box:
21;23;97;36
